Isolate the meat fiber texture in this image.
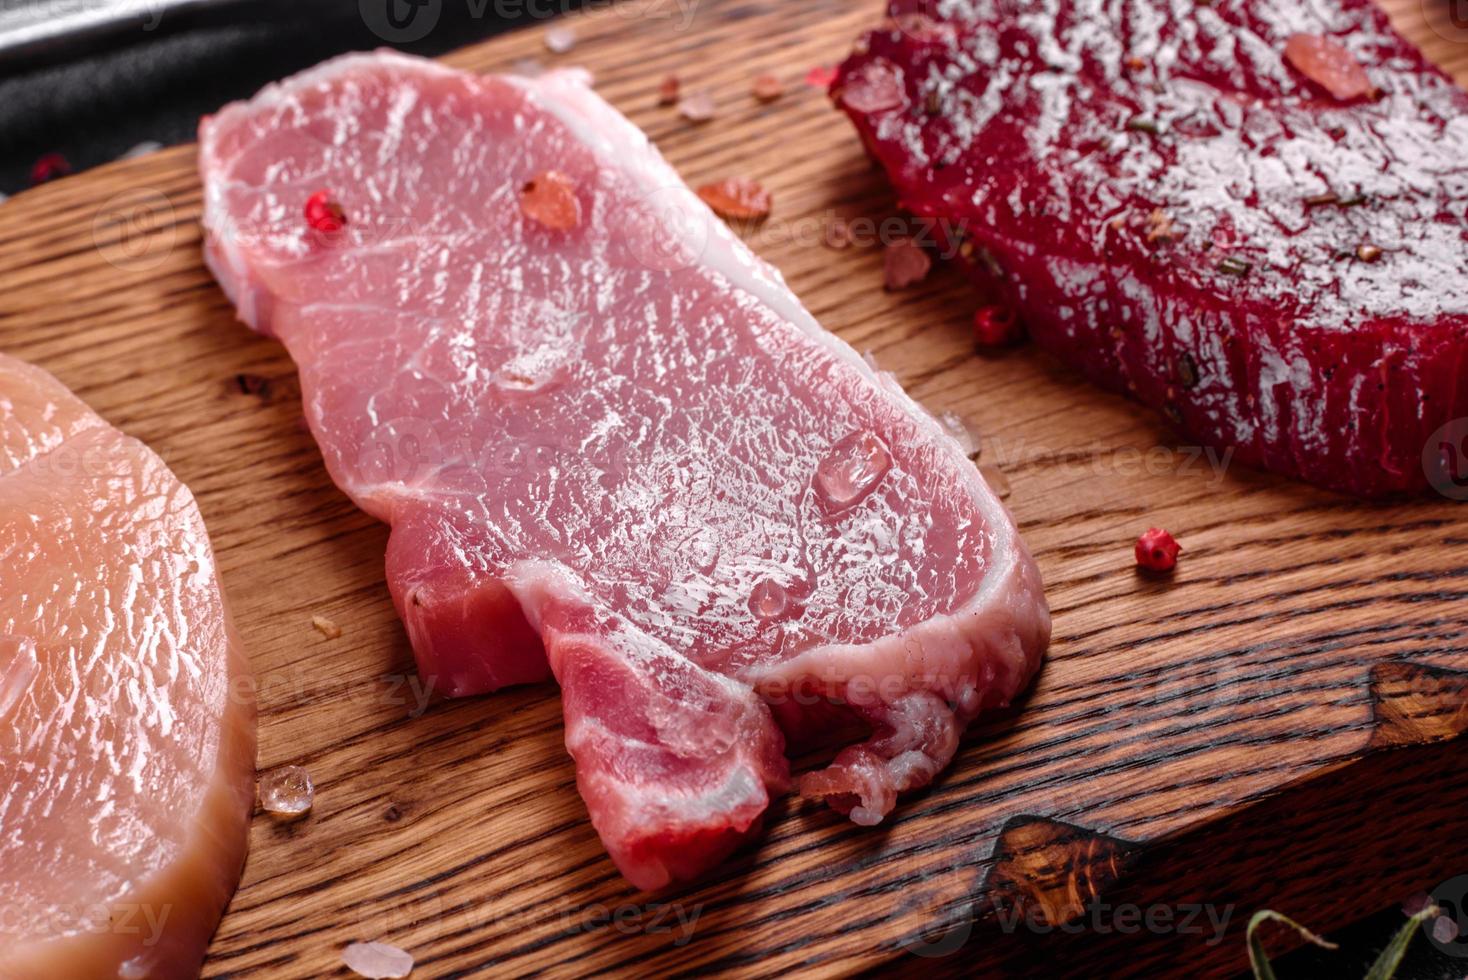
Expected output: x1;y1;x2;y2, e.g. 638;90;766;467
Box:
0;354;255;979
835;0;1468;498
198;52;1049;889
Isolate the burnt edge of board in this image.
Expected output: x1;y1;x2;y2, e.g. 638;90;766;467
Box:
979;816;1139;930
1367;660;1468;749
969;661;1468;931
930;661;1468;975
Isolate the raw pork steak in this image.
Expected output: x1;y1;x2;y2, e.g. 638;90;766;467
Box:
835;0;1468;497
199;52;1049;888
0;354;255;978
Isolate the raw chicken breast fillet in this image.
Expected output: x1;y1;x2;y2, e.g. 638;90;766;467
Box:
0;354;255;978
199;52;1049;888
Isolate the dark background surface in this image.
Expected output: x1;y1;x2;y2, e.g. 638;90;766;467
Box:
1271;902;1463;979
0;0;580;193
0;1;1464;977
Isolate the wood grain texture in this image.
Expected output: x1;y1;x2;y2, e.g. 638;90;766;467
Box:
2;1;1466;976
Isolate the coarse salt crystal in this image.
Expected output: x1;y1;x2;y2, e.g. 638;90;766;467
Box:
342;941;414;978
545;26;576;54
259;765;314;817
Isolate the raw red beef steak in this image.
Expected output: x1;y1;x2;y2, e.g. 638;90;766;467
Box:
199;53;1050;888
835;0;1468;497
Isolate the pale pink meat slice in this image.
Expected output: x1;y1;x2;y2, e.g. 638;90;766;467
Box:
199;52;1049;888
0;355;255;978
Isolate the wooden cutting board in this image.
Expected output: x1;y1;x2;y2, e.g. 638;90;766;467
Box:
2;1;1466;976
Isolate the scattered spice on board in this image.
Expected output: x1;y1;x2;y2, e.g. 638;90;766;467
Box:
544;25;576;54
677;90;716;123
305;190;347;233
235;373;272;398
311;615;343;640
342;941;414;979
30;152;71;185
120;141;163;160
752;73;785;102
657;74;680;106
1135;527;1182;572
258;766;314;817
1283;33;1374;101
824;217;854;249
696;178;772;221
973;305;1023;347
805;65;838;88
519;171;581;231
883;238;931;290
